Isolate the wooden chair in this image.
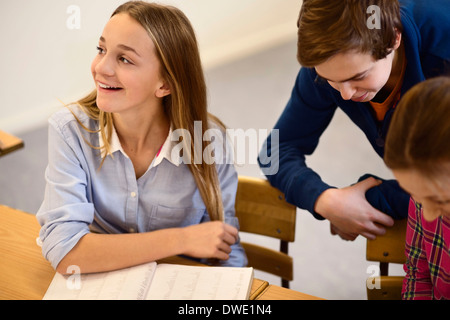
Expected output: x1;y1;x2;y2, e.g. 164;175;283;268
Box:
366;218;407;300
234;176;297;288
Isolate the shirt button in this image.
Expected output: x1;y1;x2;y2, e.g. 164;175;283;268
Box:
131;192;137;198
376;138;385;147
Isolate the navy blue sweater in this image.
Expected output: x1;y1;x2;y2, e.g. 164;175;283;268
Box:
259;0;450;220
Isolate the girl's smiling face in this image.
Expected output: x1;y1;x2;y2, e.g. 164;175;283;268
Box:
91;13;170;115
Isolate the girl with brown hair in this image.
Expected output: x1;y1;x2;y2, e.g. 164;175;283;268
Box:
37;1;246;274
384;76;450;299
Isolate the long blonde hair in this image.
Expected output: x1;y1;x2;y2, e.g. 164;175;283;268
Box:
75;1;225;221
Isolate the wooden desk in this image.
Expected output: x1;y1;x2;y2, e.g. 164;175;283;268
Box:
256;285;324;300
0;130;24;157
0;205;268;300
0;205;54;299
0;205;322;300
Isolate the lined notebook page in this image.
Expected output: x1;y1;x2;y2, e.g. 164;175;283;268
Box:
43;262;157;300
146;264;253;300
43;262;253;300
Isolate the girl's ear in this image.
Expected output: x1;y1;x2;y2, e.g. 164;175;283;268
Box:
393;28;402;50
156;82;171;98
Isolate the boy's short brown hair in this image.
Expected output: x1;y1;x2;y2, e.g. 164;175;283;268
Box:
297;0;403;67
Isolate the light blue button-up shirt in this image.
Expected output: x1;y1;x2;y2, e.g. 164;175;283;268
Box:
37;106;247;269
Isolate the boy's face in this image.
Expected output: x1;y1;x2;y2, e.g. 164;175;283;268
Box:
315;47;398;103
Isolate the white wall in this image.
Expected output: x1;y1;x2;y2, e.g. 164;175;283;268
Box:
0;0;301;134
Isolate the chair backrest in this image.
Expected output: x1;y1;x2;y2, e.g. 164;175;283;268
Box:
235;176;297;288
366;218;407;300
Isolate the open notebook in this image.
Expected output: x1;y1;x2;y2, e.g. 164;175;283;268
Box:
43;262;254;300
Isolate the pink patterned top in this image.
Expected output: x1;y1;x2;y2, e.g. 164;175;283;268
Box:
402;198;450;299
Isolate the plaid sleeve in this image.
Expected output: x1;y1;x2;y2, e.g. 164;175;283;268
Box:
402;198;433;299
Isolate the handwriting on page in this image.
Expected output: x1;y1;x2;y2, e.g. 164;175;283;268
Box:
43;262;157;300
146;264;252;300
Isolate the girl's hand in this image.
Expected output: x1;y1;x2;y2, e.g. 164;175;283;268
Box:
180;221;238;260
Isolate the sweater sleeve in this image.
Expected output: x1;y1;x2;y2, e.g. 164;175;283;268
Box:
258;67;337;219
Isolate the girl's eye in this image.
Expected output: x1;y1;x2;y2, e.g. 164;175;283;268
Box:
120;57;131;64
96;46;105;54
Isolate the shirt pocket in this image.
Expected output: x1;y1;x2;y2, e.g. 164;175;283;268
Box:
147;205;206;231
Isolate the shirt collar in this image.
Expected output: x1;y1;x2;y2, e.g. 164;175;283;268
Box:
153;127;180;167
98;125;180;167
98;124;124;158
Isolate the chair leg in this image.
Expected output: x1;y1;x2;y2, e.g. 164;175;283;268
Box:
380;262;389;276
280;241;290;288
280;241;288;255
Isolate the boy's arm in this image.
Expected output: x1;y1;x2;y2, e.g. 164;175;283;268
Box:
258;67;337;218
259;68;395;240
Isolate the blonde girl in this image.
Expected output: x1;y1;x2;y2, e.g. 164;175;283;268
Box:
37;1;246;274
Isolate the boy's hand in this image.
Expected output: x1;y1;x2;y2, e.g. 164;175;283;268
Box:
315;176;395;240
